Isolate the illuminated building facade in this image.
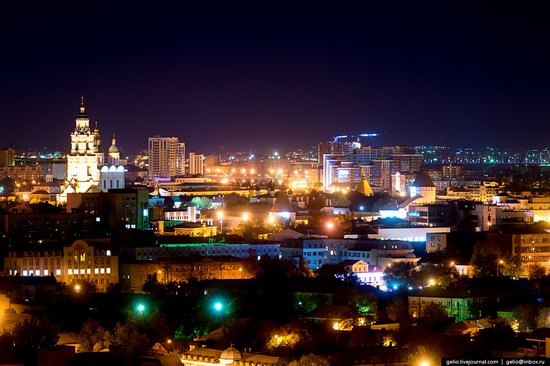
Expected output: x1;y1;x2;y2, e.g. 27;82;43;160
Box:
66;97;104;193
0;147;15;167
408;170;436;204
120;256;251;292
4;239;118;292
188;152;205;175
148;136;185;179
0;165;44;182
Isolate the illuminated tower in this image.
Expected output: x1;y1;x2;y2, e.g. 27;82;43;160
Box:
66;97;103;192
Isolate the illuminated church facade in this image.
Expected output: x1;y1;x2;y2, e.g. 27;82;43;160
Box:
64;97;124;195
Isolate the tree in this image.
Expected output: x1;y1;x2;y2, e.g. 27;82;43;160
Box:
384;262;417;287
255;256;300;281
501;257;523;278
142;273;165;295
343;291;378;321
471;240;501;277
111;322;150;356
385;299;409;322
413;264;459;287
79;320;110;352
421;302;449;325
12;317;59;365
529;263;546;280
188;196;212;210
265;324;312;355
289;354;330;366
315;264;358;284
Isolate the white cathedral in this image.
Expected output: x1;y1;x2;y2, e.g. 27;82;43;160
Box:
62;97;125;197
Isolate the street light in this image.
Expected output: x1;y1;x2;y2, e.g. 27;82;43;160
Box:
242;212;250;222
326;221;334;238
216;211;224;233
74;284;81;293
497;259;504;276
136;303;146;315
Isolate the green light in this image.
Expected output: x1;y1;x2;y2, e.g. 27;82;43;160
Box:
214;302;223;312
136;303;146;313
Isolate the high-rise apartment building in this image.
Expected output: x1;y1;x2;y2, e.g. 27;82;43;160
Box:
0;148;15;167
148;136;185;179
317;141;359;165
188;153;205;175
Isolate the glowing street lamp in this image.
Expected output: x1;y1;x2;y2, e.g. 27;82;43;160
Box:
242;212;250;222
428;278;436;287
214;302;223;312
136;303;146;315
326;221;335;237
74;284;81;293
497;259;504;276
216;211;224;233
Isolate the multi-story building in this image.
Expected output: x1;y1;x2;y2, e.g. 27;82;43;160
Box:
0;148;15;167
408;289;490;321
370;159;392;192
317;141;358;165
66;188;150;230
120;256;252;292
188;152;205;175
148;136;185;179
391;154;423;175
130;242;281;261
280;238;420;270
4;239;118;292
0;165;44;182
442;164;464;179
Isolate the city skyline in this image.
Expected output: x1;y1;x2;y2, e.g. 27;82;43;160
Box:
2;2;550;153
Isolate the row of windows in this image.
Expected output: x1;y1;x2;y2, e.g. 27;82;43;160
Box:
68;268;111;275
521;247;550;253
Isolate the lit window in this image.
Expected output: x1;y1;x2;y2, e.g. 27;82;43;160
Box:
100;268;105;274
80;269;85;274
68;269;73;275
106;250;111;256
107;268;111;274
35;270;40;276
56;269;61;276
44;270;48;276
94;268;99;274
23;270;28;276
87;269;91;274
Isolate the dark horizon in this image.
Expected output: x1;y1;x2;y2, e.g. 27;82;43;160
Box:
1;1;550;154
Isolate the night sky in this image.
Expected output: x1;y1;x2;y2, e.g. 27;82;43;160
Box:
1;1;550;155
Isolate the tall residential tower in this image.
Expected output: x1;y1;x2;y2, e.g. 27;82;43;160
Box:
148;136;185;179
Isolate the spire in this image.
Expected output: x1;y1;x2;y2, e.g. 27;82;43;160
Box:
76;96;89;119
111;133;116;146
